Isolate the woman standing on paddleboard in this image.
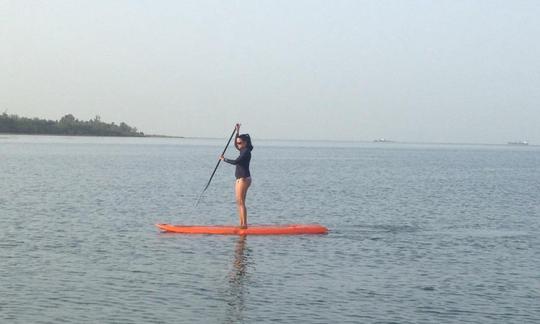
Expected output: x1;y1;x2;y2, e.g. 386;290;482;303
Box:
220;124;253;229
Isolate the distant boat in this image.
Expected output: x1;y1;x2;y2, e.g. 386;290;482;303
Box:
507;141;529;146
373;138;394;143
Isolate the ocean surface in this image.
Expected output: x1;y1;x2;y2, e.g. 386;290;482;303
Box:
1;135;539;324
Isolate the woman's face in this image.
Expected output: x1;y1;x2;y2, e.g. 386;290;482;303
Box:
236;138;245;149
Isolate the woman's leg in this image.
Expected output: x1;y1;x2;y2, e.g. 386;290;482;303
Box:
235;177;251;227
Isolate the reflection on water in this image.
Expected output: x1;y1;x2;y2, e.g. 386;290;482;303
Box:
224;236;251;323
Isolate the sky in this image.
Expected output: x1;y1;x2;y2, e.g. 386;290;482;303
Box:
1;0;539;143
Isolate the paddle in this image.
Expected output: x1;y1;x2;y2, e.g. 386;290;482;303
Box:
194;125;237;206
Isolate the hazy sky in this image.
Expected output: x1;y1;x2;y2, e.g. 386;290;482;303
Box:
2;0;539;143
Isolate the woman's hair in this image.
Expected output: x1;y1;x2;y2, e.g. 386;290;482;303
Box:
238;134;253;151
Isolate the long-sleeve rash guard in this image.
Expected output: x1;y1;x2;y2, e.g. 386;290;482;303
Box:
223;148;251;179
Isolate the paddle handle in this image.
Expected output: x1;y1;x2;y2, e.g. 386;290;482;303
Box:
195;126;237;206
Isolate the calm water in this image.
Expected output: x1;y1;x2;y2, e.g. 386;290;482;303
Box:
1;135;539;323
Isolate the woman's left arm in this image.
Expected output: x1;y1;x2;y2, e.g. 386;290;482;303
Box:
222;149;248;165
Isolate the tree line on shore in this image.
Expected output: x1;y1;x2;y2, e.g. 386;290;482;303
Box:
0;113;144;137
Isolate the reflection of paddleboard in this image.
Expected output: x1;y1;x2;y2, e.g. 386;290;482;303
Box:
155;224;328;235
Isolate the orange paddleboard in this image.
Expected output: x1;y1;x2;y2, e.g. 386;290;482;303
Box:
155;223;328;235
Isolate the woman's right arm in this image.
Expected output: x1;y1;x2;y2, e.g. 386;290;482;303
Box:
234;123;241;149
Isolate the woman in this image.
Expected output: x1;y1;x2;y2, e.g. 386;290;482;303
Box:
220;124;253;229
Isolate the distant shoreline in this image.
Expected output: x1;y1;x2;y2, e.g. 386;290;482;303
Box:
0;132;184;138
1;113;146;137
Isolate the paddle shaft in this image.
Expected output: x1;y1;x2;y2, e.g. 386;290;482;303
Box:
195;126;237;206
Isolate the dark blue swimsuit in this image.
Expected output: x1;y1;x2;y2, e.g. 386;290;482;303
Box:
224;148;251;179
